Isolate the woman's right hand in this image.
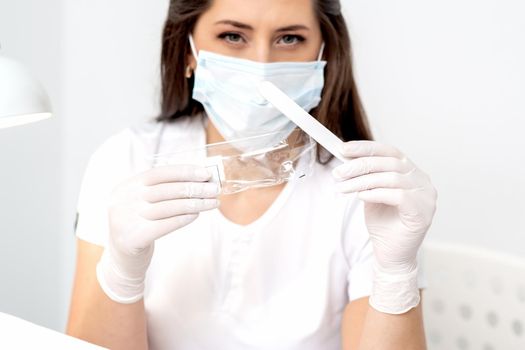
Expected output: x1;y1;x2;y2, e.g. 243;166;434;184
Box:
97;165;220;304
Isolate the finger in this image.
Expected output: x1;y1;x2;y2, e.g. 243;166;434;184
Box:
143;182;220;203
142;165;212;186
142;198;220;220
335;172;412;194
332;156;413;181
340;141;404;159
147;214;199;242
357;188;404;206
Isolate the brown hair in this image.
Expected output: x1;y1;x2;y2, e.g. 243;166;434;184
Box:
157;0;373;162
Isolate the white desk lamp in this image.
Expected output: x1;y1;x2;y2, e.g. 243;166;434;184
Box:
0;53;53;128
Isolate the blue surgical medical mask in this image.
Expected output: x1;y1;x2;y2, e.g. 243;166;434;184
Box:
189;35;327;145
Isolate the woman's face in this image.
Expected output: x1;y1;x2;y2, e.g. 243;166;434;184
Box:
190;0;323;67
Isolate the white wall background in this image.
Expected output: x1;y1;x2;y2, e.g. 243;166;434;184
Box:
342;0;525;255
0;0;63;330
0;0;523;333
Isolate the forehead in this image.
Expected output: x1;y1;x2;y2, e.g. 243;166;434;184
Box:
202;0;318;28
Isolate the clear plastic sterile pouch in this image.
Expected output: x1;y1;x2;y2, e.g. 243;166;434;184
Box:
150;128;316;195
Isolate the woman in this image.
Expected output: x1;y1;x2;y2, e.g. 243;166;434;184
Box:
67;0;437;349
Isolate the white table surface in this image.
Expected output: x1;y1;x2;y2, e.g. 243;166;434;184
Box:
0;312;107;349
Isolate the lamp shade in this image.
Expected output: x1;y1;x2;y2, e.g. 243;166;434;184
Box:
0;55;52;129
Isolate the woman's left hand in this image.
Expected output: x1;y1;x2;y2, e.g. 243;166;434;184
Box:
332;140;437;275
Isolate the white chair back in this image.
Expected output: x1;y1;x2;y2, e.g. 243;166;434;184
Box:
422;241;525;350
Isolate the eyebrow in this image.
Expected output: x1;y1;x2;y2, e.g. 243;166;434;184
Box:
214;20;310;32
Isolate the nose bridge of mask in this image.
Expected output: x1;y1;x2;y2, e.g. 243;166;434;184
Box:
189;34;325;63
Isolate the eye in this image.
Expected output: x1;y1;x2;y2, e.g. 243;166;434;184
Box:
218;32;245;44
278;35;305;46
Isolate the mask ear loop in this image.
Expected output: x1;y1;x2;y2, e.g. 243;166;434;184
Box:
186;35;199;78
317;42;325;61
188;34;199;60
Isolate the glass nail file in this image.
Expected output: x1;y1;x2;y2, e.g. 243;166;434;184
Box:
258;81;348;162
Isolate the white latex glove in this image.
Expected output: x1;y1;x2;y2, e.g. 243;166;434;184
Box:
332;141;437;314
97;165;220;304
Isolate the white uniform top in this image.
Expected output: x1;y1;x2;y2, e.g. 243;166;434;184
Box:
75;115;418;350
